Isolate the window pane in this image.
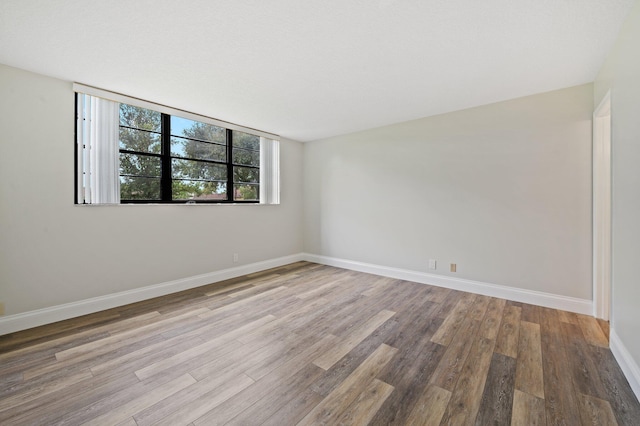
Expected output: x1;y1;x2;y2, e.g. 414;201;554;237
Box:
233;166;259;184
171;116;226;144
120;104;161;132
120;153;161;177
172;158;227;181
234;184;259;201
171;136;226;162
120;127;161;153
173;180;227;201
232;147;260;167
232;130;260;150
120;176;161;200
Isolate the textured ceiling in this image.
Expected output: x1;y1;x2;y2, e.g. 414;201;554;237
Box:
0;0;635;141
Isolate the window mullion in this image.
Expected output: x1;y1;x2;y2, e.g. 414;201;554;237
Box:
161;114;172;202
227;129;233;201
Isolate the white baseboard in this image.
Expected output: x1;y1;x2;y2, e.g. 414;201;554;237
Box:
0;252;594;336
0;254;304;336
302;253;593;315
610;329;640;401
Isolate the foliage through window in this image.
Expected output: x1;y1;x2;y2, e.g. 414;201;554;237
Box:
118;104;260;203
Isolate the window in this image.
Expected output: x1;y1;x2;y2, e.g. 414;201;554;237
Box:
75;84;279;205
119;104;163;201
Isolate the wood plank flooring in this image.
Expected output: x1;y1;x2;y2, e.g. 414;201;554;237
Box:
1;262;638;425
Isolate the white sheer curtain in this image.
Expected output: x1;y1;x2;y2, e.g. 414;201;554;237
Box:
259;137;280;205
76;94;120;204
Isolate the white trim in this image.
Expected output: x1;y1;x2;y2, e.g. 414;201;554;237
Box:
593;89;612;319
0;252;596;336
72;83;279;141
610;329;640;401
0;254;303;336
302;253;593;315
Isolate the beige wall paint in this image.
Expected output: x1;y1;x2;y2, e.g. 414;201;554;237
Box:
594;0;640;372
0;64;304;316
304;84;593;299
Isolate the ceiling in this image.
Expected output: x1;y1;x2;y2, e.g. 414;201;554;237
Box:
0;0;635;142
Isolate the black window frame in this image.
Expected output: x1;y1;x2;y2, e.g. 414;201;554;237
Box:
111;99;260;204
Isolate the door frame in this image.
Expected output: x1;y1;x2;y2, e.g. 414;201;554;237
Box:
593;90;612;320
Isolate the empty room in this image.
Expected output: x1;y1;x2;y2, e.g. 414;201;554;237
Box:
1;0;640;424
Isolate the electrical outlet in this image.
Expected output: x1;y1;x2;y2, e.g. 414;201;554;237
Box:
0;302;5;316
233;253;239;263
428;259;437;270
450;263;457;272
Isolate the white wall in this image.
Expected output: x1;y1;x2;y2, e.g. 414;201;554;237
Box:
594;0;640;387
0;64;304;316
304;84;593;299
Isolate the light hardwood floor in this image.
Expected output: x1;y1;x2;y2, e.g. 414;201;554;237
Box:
0;262;638;425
